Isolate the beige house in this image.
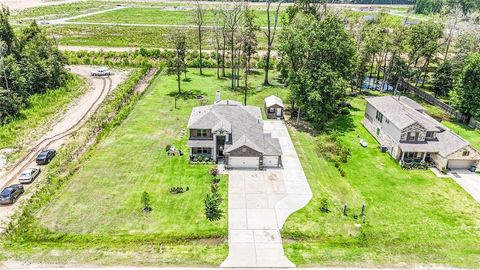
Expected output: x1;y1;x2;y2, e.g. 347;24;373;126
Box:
363;96;480;170
187;93;282;170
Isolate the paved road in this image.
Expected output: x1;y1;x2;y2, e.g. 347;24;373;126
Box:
449;170;480;203
221;120;312;268
0;65;129;231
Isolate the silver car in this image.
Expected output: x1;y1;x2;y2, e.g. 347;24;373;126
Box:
90;67;112;76
19;168;41;184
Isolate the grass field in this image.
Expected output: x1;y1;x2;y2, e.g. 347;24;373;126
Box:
46;25;268;49
282;96;480;267
69;7;280;27
0;74;86;159
4;69;289;266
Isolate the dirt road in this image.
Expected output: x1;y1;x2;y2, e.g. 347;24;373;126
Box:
0;65;129;230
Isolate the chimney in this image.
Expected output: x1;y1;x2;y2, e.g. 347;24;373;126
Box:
215;91;221;103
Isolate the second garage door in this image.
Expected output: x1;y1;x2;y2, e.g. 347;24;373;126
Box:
263;156;279;167
447;159;476;170
229;156;259;169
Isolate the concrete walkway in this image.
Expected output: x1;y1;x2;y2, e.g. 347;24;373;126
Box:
221;120;312;268
448;170;480;203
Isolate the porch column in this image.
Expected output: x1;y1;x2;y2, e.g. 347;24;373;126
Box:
422;153;427;162
400;151;405;161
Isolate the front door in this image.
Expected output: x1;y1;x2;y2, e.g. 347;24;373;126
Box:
216;135;226;160
276;107;282;117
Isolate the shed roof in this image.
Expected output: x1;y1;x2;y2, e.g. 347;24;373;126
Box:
265;95;284;108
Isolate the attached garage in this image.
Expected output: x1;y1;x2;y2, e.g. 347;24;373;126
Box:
263;156;280;168
228;156;260;169
447;159;477;170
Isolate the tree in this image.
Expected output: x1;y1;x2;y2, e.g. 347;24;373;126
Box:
0;87;22;124
432;61;454;97
452;53;480;120
443;0;478;60
192;0;204;75
0;7;15;54
279;14;358;128
224;1;243;89
242;5;259;105
171;32;187;95
263;0;282;86
415;0;444;14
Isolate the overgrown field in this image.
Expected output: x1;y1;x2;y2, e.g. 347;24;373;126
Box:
2;68;288;266
282;96;480;268
0;74;86;160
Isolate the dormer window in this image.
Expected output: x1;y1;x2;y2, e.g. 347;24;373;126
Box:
407;132;418;141
426;131;435;139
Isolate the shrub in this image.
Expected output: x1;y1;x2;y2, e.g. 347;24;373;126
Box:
209;168;219;178
317;134;351;163
141;191;152;212
204;192;224;221
320;197;330;213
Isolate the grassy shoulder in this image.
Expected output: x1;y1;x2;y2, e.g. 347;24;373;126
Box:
282;96;480;268
3;69;286;266
0;74;86;154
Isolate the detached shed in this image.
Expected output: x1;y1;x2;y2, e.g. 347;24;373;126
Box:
265;95;284;119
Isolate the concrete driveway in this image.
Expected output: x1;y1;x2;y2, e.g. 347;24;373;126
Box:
220;121;312;268
449;170;480;203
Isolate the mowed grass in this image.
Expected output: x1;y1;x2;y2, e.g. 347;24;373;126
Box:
0;74;86;152
282;96;480;267
20;69;288;265
69;7;281;26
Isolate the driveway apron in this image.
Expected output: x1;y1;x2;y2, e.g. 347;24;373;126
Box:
221;120;312;268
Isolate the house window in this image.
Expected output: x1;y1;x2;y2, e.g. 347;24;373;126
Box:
426;131;435;139
407;132;418;141
462;150;470;156
194;147;211;154
375;110;383;123
268;107;275;113
194;129;209;137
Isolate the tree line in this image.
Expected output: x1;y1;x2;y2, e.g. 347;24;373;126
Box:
0;7;68;124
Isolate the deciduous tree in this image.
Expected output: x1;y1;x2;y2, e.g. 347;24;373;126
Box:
452;53;480;120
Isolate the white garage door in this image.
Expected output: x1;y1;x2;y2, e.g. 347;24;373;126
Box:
263;156;279;167
448;159;476;170
229;156;259;169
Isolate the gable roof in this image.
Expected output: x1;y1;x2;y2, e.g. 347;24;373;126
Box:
265;95;284;108
188;99;282;156
367;95;476;157
366;96;442;131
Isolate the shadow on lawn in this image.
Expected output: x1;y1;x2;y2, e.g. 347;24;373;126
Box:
167;89;207;100
288;108;356;137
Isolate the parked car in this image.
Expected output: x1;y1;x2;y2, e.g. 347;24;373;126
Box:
36;149;56;165
19;168;41;184
90;67;112;76
0;184;24;205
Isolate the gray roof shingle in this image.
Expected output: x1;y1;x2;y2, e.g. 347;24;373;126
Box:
188;100;282;156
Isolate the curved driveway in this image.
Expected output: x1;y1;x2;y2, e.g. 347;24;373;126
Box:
221;120;312;268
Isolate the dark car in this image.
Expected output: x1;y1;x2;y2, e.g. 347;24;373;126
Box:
0;184;24;205
36;149;56;165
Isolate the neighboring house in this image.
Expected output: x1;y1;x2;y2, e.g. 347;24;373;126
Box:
265;95;284;119
363;96;480;170
187;93;282;169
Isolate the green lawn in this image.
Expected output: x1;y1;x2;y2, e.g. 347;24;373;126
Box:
69;7;279;27
5;69;289;266
282;96;480;268
0;74;86;158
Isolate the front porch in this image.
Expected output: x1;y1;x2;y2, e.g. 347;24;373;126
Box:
399;151;435;169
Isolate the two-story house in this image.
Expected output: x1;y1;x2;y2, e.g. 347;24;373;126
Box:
187;94;282;170
363;96;480;170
